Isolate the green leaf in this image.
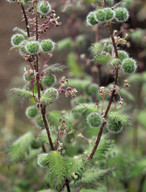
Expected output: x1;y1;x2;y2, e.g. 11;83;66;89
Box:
8;132;34;163
46;151;68;191
10;88;33;99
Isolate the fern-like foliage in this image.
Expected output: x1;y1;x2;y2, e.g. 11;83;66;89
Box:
129;157;146;177
44;63;67;74
8;132;34;163
93;136;112;161
73;168;114;188
10;88;33;99
46;151;68;191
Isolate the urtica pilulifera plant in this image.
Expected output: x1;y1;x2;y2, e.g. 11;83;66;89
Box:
7;0;140;191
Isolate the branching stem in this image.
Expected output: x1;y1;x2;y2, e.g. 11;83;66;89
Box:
21;4;30;37
89;0;119;159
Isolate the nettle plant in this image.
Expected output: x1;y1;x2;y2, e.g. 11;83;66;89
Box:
7;0;138;192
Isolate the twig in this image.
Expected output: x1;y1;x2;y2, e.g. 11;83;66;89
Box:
21;4;30;37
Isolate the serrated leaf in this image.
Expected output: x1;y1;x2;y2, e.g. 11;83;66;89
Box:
8;132;34;163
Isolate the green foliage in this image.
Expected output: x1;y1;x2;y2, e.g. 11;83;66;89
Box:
94;54;111;65
38;190;56;192
44;64;66;74
57;38;73;51
129;158;146;177
93;136;112;160
22;0;32;4
47;110;62;126
67;52;84;77
137;110;146;128
72;103;98;119
10;88;33;99
109;58;121;67
71;96;91;106
73;168;114;187
118;50;129;61
46;151;68;191
8;132;34;163
107;111;129;133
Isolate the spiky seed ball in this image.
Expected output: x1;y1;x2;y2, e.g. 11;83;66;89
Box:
103;45;113;55
11;34;24;46
25;41;40;55
37;1;51;15
109;58;121;67
115;7;129;22
107;118;123;133
118;50;129;61
45;88;59;100
87;112;102;128
104;8;115;21
86;11;98;26
41;39;55;53
38;153;49;167
42;74;56;87
122;58;137;73
35;115;45;128
31;139;41;149
95;9;106;23
22;0;32;4
26;105;38;118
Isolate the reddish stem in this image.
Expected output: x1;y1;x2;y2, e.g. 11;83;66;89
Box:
21;4;30;37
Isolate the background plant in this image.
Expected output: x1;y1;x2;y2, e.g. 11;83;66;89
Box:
0;0;146;192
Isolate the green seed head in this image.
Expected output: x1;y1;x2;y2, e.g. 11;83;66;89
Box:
11;34;24;46
35;115;45;128
122;58;137;73
118;50;129;61
104;8;115;21
37;1;51;15
25;41;40;55
87;112;102;128
107;112;129;133
44;88;59;100
95;9;106;23
115;7;129;22
109;58;121;67
26;105;38;118
42;74;56;87
86;11;98;26
38;153;49;167
41;39;55;52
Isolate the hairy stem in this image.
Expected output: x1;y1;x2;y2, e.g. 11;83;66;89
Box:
41;105;54;150
21;4;30;37
65;179;71;192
